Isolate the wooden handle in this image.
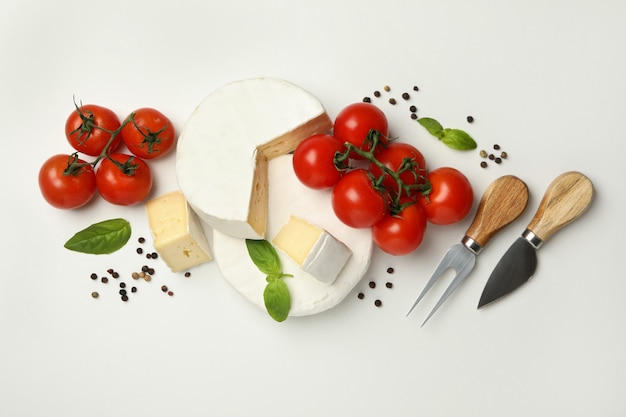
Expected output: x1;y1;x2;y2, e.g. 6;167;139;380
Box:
465;175;529;247
527;171;594;242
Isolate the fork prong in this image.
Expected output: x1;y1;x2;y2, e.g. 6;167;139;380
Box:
406;248;457;316
420;261;475;327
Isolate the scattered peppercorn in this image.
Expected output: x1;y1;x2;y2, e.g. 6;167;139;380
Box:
90;273;98;280
138;237;145;243
143;275;152;282
136;248;143;254
409;105;417;113
101;277;108;284
467;115;474;123
489;154;495;160
112;271;119;278
500;151;508;159
107;268;114;274
480;161;488;168
386;267;394;274
389;98;397;105
161;285;168;292
374;90;381;97
119;289;127;296
385;282;393;289
369;281;376;289
167;291;174;296
120;282;126;288
142;265;149;272
146;253;152;259
494;157;502;164
357;292;365;300
132;272;139;280
402;92;410;100
91;292;99;298
151;252;158;259
148;267;155;275
493;144;500;150
384;85;390;92
479;150;488;158
121;295;129;302
374;299;382;307
184;272;191;278
131;287;137;293
413;85;419;91
410;113;418;120
363;97;371;103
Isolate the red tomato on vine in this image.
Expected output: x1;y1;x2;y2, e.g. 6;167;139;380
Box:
120;108;176;159
333;102;388;159
419;167;473;225
65;104;121;156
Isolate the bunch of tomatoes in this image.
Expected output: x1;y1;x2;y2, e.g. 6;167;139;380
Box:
38;101;176;209
293;102;474;256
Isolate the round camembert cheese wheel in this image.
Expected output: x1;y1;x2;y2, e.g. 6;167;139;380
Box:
176;77;333;240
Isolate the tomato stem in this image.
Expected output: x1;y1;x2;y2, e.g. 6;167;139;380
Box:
334;129;431;214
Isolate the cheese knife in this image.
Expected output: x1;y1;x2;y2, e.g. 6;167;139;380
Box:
477;171;594;308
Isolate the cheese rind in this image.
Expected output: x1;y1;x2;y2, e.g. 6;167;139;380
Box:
272;215;351;285
176;77;332;239
145;191;212;272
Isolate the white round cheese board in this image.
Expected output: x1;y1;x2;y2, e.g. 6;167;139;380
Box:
211;154;373;317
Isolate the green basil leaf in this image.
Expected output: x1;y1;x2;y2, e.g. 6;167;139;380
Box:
263;278;291;322
441;128;477;150
417;117;444;138
64;218;131;254
245;239;282;275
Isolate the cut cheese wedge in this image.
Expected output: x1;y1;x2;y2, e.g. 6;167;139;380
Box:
212;154;372;317
272;215;351;285
145;190;212;272
176;77;332;240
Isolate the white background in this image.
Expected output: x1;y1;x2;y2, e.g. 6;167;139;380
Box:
1;1;625;416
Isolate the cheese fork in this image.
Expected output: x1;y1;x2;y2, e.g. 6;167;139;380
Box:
407;175;529;326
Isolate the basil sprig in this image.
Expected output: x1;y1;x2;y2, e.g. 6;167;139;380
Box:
245;239;293;322
64;218;131;254
417;117;477;150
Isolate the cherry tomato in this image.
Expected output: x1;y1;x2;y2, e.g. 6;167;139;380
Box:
369;142;427;200
120;107;176;159
65;104;121;156
38;154;96;209
333;102;388;159
331;169;387;228
96;153;152;206
373;201;427;256
419;167;473;225
293;133;345;189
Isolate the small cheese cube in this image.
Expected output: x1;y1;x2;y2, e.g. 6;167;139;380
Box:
145;191;212;272
272;215;351;284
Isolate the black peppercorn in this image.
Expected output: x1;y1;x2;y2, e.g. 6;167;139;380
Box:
369;281;376;289
374;299;382;307
357;292;365;300
402;92;410;100
363;97;371;103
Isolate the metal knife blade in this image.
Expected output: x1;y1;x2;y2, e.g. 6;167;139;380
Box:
477;236;537;308
477;171;594;309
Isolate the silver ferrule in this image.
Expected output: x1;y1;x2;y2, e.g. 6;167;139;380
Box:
522;229;543;249
462;236;483;255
